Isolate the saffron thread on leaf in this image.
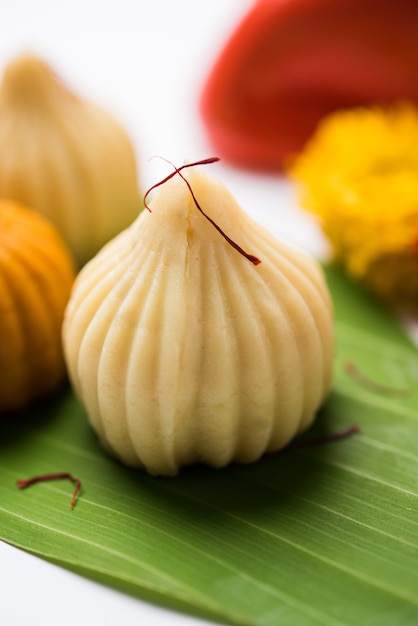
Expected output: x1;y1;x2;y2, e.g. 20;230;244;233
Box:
343;360;409;397
288;424;360;449
260;424;360;462
144;156;261;265
17;472;82;510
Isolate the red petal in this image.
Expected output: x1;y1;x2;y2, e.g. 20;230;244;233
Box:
200;0;418;171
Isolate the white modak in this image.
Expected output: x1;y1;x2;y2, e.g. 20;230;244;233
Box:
62;164;334;476
0;53;141;267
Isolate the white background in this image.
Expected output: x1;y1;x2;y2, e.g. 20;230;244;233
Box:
0;2;328;625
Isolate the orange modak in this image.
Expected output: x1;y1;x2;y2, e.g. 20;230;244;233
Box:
0;200;76;412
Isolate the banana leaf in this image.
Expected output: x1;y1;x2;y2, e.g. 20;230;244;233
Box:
1;265;418;626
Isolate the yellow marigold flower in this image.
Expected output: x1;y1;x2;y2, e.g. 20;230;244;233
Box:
289;103;418;311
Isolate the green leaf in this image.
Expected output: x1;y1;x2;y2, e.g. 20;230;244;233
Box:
1;265;418;626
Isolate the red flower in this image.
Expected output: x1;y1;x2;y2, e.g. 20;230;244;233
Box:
200;0;418;171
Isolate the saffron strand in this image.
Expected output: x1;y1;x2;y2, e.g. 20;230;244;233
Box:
143;157;220;211
343;360;409;397
289;424;360;449
176;167;261;266
17;472;82;510
143;156;261;265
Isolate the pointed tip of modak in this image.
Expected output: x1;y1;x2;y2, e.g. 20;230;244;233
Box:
1;51;74;106
143;160;263;265
145;160;234;223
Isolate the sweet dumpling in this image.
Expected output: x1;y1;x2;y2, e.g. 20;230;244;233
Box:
62;163;334;476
